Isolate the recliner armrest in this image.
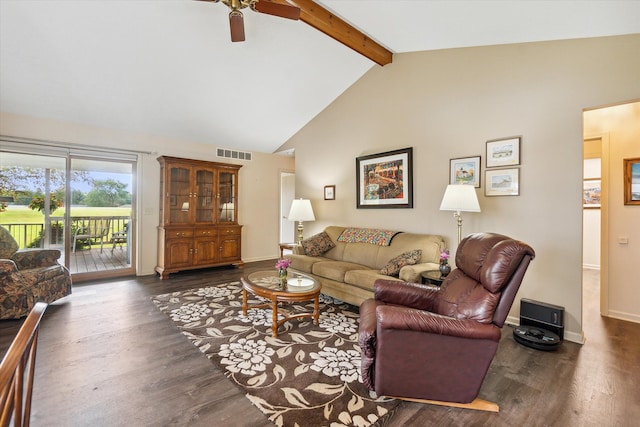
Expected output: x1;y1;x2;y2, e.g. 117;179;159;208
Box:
12;249;62;270
374;279;439;311
376;304;501;342
0;259;19;276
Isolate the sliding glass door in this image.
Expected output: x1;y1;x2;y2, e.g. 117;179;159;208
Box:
68;157;134;279
0;145;136;279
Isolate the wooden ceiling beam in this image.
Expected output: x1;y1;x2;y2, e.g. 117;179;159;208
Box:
274;0;393;66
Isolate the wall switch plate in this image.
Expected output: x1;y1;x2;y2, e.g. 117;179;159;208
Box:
619;237;629;244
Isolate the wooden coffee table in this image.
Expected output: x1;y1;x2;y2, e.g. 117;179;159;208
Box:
241;270;321;337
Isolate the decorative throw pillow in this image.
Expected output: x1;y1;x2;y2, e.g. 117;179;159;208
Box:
0;226;19;259
380;249;422;277
301;232;335;257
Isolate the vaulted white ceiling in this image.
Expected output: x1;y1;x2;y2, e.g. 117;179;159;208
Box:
1;1;638;153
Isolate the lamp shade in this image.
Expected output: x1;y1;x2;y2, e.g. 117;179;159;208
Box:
288;199;316;221
439;185;481;212
221;202;234;221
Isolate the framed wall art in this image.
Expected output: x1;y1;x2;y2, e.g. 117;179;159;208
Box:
324;185;335;200
583;178;601;208
624;157;640;205
450;156;481;187
485;168;520;196
486;136;521;168
356;147;413;208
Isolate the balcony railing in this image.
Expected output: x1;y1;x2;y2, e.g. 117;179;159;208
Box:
1;216;130;250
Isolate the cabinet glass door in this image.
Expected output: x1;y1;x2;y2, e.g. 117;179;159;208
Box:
218;171;236;223
195;169;214;223
169;165;191;224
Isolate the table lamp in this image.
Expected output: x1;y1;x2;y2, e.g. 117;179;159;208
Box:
288;199;315;244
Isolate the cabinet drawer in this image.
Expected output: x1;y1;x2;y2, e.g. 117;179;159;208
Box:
167;228;194;239
195;228;216;237
219;226;241;236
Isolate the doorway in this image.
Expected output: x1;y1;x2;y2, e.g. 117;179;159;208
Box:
280;171;295;244
583;100;640;324
582;136;604;319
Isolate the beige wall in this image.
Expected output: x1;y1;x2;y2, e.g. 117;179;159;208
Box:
584;102;640;323
0;112;295;275
279;35;640;342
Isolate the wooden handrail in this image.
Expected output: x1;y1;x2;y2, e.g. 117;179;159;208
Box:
0;302;47;427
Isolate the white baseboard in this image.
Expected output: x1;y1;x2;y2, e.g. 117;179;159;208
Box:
606;310;640;324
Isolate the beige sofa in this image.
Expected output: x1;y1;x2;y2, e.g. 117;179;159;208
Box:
286;226;445;306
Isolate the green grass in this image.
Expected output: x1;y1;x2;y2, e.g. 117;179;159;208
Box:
0;205;132;224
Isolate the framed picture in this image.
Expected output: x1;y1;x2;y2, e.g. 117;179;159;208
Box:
486;136;521;168
583;179;601;208
324;185;335;200
450;156;481;187
356;147;413;208
485;168;520;196
624;157;640;205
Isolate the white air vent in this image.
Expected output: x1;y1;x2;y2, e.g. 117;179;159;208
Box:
217;148;252;161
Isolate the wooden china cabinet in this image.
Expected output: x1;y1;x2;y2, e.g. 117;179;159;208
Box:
156;156;243;279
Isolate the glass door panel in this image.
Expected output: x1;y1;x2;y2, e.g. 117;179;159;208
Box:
218;171;236;222
196;169;214;223
169;165;191;225
0;152;66;251
69;157;134;277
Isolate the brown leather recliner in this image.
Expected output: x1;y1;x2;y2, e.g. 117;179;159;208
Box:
358;232;535;410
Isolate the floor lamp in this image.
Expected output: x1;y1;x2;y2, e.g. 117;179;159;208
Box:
439;185;481;244
288;199;315;244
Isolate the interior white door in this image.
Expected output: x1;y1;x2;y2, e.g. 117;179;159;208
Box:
280;172;295;244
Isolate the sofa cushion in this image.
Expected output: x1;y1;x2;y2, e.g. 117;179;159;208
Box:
380;249;422;276
301;231;335;257
344;269;402;292
287;254;328;274
312;260;369;283
0;226;19;259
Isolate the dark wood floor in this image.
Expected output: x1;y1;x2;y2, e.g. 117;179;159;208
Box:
1;264;639;426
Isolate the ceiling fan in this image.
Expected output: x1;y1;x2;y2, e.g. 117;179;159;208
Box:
198;0;392;66
201;0;301;42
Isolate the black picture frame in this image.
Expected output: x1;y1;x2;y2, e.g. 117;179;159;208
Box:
324;185;335;200
356;147;413;209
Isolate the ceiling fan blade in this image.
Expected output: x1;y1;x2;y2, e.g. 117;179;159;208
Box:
253;0;300;20
229;11;245;42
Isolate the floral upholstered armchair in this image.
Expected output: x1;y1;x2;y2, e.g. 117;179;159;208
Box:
0;226;72;319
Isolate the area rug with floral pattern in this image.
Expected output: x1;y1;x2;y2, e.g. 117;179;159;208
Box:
151;282;398;427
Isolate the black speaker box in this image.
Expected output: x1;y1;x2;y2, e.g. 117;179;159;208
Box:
519;298;565;340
